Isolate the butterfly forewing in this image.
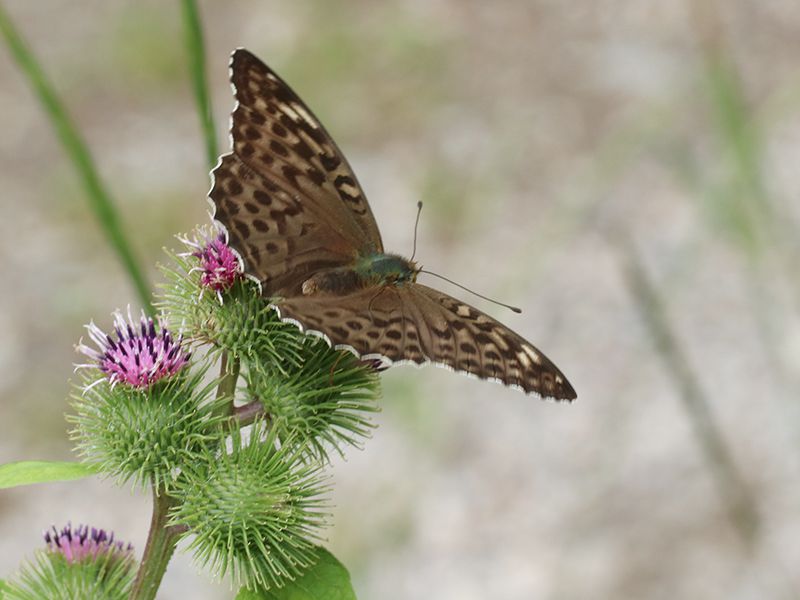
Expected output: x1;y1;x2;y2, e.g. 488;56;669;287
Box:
210;50;385;297
228;49;382;251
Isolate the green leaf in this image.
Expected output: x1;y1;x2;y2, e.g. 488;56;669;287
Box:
234;547;356;600
0;461;99;489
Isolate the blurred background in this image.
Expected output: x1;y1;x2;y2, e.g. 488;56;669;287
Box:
1;1;800;598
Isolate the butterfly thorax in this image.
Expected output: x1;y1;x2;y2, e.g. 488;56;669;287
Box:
300;253;418;296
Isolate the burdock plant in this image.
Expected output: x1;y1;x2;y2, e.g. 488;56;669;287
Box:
3;227;377;600
0;0;379;596
0;18;379;588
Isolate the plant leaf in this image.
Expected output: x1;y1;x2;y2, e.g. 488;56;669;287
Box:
234;547;356;600
0;461;99;489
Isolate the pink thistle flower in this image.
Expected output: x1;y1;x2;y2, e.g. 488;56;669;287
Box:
77;309;190;388
44;523;133;564
180;228;241;293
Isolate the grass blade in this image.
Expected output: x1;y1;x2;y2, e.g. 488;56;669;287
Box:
0;3;154;314
181;0;218;171
619;235;760;548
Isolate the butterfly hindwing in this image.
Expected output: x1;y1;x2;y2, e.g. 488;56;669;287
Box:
274;284;576;400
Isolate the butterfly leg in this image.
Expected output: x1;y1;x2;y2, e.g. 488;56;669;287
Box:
367;285;391;317
328;351;347;387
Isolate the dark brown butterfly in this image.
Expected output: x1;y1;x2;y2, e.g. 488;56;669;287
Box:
210;49;576;400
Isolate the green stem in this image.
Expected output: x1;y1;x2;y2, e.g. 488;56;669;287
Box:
215;352;240;417
130;355;241;599
180;0;218;171
129;487;181;600
0;2;153;314
231;400;267;428
619;236;760;548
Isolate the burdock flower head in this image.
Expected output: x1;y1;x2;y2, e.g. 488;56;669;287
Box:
181;227;241;294
77;308;190;388
6;523;136;599
44;523;133;564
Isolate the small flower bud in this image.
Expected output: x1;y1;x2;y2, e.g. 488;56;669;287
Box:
181;227;241;293
172;423;329;590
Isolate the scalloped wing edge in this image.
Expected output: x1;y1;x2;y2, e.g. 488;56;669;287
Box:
207;49;264;295
270;304;572;402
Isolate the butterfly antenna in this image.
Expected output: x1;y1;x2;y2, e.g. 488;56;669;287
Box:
419;269;522;314
410;201;423;262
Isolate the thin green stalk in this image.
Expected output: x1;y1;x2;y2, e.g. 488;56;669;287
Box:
705;58;771;234
0;3;153;314
181;0;218;170
129;486;181;600
619;236;760;548
130;353;241;599
690;0;800;332
215;353;240;417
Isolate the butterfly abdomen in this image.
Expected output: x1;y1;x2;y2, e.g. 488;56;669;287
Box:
301;269;363;296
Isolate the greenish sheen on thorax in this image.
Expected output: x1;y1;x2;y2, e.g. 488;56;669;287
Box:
355;253;418;285
300;253;418;296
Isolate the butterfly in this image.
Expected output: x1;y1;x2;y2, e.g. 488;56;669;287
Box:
209;49;576;401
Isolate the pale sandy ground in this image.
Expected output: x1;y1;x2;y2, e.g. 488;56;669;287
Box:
2;1;800;599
